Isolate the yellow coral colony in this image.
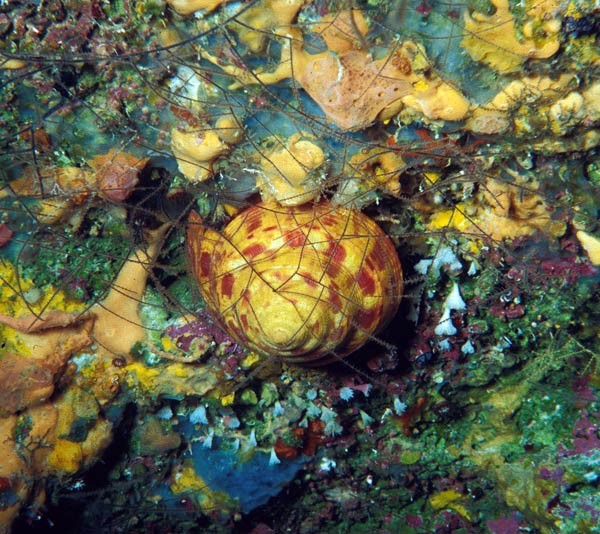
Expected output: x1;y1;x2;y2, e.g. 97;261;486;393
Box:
199;9;470;131
167;0;302;183
255;133;326;205
0;226;173;530
0;225;164;364
333;148;406;207
466;75;578;136
170;128;229;183
462;0;561;73
0;165;94;224
0;399;113;530
0;149;147;222
169;105;244;184
231;0;306;54
92;226;166;357
0;262;90;358
0;265;114;531
427;170;566;242
466;73;600;152
576;230;600;266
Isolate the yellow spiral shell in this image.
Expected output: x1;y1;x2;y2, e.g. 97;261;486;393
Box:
186;201;403;365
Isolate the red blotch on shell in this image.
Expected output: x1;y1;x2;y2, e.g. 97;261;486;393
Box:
300;272;318;288
357;269;376;296
245;212;264;233
356;307;379;330
369;250;386;271
243;243;266;258
320;214;339;227
199;251;212;278
284;228;306;247
221;273;234;299
328;291;343;311
329;326;345;342
325;260;341;278
327;240;347;263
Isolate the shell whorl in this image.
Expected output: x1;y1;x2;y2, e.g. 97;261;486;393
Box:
187;201;403;365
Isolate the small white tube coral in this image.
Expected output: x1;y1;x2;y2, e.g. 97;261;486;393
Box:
435;308;457;337
445;283;466;311
269;447;281;466
435;282;466;336
189;405;209;425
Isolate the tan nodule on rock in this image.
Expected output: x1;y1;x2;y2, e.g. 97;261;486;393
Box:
333;148;406;207
488;75;576;113
582;82;600;122
88;148;148;202
187;201;403;365
167;0;228;15
548;92;585;135
256;132;326;206
465;110;512;135
576;230;600;266
171;128;229;183
0;57;27;69
214;114;244;144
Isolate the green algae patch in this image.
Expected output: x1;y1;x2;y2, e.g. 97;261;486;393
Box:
398;450;421;465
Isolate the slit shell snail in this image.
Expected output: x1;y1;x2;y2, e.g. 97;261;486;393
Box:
186;201;403;365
